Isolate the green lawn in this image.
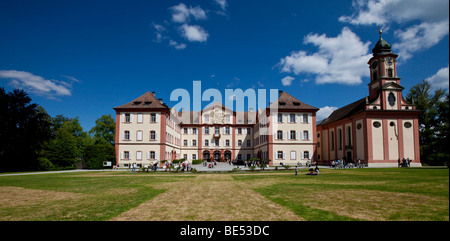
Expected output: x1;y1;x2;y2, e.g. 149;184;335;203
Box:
0;168;448;221
233;167;449;221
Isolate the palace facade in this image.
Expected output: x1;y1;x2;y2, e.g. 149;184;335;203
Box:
113;90;319;168
113;33;421;168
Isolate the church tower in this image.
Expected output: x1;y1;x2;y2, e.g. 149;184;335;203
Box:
367;30;405;110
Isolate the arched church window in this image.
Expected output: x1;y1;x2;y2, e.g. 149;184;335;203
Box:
388;68;393;77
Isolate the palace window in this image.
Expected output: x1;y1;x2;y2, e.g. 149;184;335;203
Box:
225;126;230;134
302;114;308;123
290;114;296;123
124;151;130;160
278;113;283;123
303;151;310;159
290;151;296;160
150;113;156;123
277;130;283;140
277;151;283;159
150;151;155;159
125;113;131;123
150;131;156;140
303;131;309;140
290;130;296;140
124;131;130;140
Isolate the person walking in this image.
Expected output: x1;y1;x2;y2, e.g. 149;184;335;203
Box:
295;166;298;176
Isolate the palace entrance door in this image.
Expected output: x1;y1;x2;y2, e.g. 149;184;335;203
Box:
213;151;221;161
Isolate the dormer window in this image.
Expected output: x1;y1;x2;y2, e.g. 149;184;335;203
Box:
144;102;152;106
133;101;141;106
293;102;300;106
279;102;286;106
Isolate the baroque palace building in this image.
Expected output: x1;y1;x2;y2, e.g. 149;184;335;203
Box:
113;33;421;168
113;91;319;168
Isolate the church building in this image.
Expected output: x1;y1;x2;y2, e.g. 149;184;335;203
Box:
316;32;421;167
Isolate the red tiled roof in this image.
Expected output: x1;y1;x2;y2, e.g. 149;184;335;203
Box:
113;92;168;110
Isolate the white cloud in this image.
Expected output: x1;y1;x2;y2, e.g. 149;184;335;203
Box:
278;27;372;85
340;0;449;60
169;3;207;23
426;65;449;92
281;76;294;86
0;70;73;97
393;21;449;60
214;0;228;11
181;24;209;42
169;40;187;50
317;106;338;122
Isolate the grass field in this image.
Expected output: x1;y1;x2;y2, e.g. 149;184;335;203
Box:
0;167;448;221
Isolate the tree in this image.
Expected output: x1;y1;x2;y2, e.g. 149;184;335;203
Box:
0;88;52;171
42;116;92;169
89;114;115;145
406;80;449;166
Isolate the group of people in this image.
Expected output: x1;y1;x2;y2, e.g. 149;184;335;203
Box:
398;157;412;167
203;160;217;169
329;159;366;168
294;165;320;176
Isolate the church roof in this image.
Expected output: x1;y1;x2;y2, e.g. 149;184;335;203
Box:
113;91;169;110
372;34;392;56
318;97;366;126
269;91;319;111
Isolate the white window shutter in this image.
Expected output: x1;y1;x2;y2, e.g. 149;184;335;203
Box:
155;131;158;140
121;114;125;123
296;131;298;140
155;113;159;123
295;115;298;123
146;151;150;160
283;131;286;140
283;151;285;159
155;152;158;160
121;131;124;141
121;152;124;160
130;114;133;123
129;131;132;140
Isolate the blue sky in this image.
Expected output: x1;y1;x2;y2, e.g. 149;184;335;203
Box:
0;0;448;131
